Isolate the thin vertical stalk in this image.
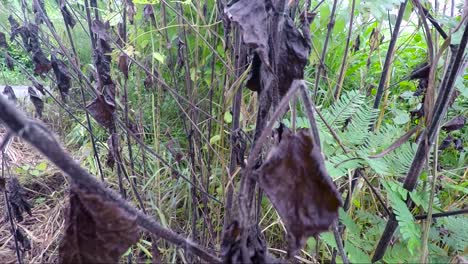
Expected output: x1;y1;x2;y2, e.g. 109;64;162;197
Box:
313;0;338;102
333;0;356;100
372;0;409;110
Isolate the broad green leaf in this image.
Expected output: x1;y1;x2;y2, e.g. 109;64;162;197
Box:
36;161;48;171
152;52;165;64
224;112;232;124
210;134;221;145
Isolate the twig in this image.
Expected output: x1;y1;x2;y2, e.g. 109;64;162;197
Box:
0;96;221;264
415;209;468;220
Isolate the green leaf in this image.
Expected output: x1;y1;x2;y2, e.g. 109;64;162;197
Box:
30;169;41;176
346;243;371;263
209;135;221;145
36;161;48;171
152;52;165;64
224;112;232;124
320;232;337;249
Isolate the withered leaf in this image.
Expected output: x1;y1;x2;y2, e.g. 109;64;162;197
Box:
246;16;310;96
31;78;46;95
28;24;52;75
118;53;128;79
442;116;466;132
3;85;17;103
126;0;136;24
256;128;342;256
60;0;76;28
439;135;453;151
143;4;155;21
28;86;44;118
0;31;7;48
5;52;14;70
8;15;21;41
91;20;113;87
59;183;140;263
106;134;116;169
221;221;267;264
225;0;270;68
51;53;71;101
16;228;32;251
86;94;115;129
7;177;32;223
33;0;48;25
453;138;463;151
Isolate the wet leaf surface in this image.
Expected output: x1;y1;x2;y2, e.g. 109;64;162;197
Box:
256;128;342;256
3;85;17;103
51;53;72;101
28;86;44;118
59;183;140;264
7;177;32;223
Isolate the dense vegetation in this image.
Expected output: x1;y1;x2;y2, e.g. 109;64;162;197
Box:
0;0;466;263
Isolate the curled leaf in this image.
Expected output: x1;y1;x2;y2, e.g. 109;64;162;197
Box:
442;116;466;132
5;52;14;70
28;86;44;118
255;128;342;256
60;0;76;28
225;0;270;67
31;78;46;95
3;85;17;103
7;177;32;223
28;24;52;75
59;183;140;263
221;221;267;263
16;227;31;251
91;20;113;87
86;94;115;129
33;0;48;25
0;31;7;48
126;0;136;24
51;53;71;101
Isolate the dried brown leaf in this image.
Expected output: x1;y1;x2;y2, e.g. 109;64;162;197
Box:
0;31;7;48
60;0;76;28
51;53;71;101
7;177;32;223
5;52;14;70
86;94;115;129
3;85;17;103
28;86;44;118
442;116;466;132
256;128;341;256
126;0;136;24
59;183;140;263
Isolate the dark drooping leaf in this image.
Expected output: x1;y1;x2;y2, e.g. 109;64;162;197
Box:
106;134;116;169
86;94;115;129
28;24;52;75
439;135;453;151
60;0;76;28
30;78;46;95
33;0;48;25
255;128;342;256
118;53;128;79
5;52;14;70
225;0;270;68
221;221;267;264
16;227;32;251
51;53;71;101
28;86;44;118
0;31;7;48
3;85;17;103
442;116;466;132
91;20;113;87
126;0;136;24
8;15;22;42
7;177;32;223
59;183;140;263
